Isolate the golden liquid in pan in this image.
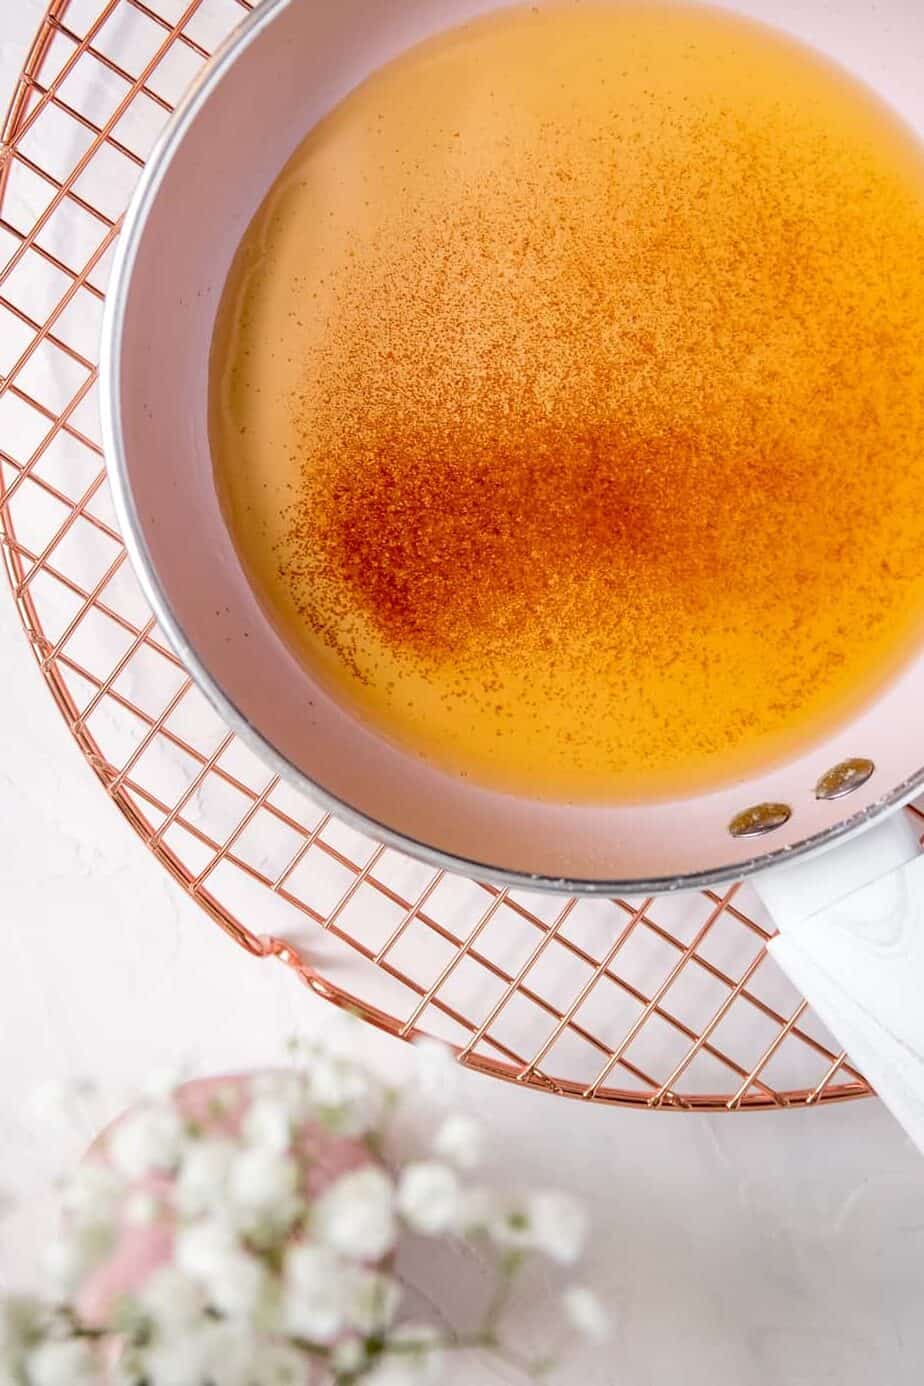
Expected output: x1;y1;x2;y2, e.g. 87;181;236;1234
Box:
211;2;924;802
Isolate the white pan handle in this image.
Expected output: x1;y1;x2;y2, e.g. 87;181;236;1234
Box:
755;812;924;1149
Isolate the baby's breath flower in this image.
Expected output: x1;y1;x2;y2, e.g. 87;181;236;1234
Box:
140;1323;220;1386
108;1105;185;1179
249;1074;308;1122
205;1250;271;1321
367;1325;444;1386
432;1114;482;1171
313;1166;396;1261
207;1323;277;1386
331;1335;367;1375
60;1163;122;1231
307;1056;358;1109
562;1286;610;1342
308;1055;385;1137
227;1148;298;1222
527;1192;588;1265
137;1268;207;1335
396;1161;461;1235
455;1185;495;1234
176;1139;235;1219
345;1268;402;1334
203;1084;243;1122
25;1337;98;1386
490;1190;587;1264
242;1099;292;1155
125;1191;163;1226
283;1244;349;1344
251;1340;306;1386
42;1235;94;1298
176;1218;238;1285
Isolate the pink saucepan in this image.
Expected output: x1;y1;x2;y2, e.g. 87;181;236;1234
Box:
101;0;924;1144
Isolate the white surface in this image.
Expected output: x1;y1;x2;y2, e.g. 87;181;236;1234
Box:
2;5;924;1384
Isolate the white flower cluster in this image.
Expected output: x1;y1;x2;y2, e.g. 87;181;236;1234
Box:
0;1036;608;1386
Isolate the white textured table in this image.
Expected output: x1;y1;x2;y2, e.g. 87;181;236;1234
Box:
2;5;924;1382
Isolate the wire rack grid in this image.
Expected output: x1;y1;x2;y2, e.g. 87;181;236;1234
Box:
0;0;898;1112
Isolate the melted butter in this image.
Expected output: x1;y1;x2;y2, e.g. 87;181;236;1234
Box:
211;2;924;802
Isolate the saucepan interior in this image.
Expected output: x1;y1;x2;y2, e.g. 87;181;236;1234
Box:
102;0;924;892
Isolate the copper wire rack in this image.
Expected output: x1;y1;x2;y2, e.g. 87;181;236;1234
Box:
3;0;909;1112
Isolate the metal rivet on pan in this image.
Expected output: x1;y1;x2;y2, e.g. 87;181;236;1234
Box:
815;757;875;801
728;802;793;838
